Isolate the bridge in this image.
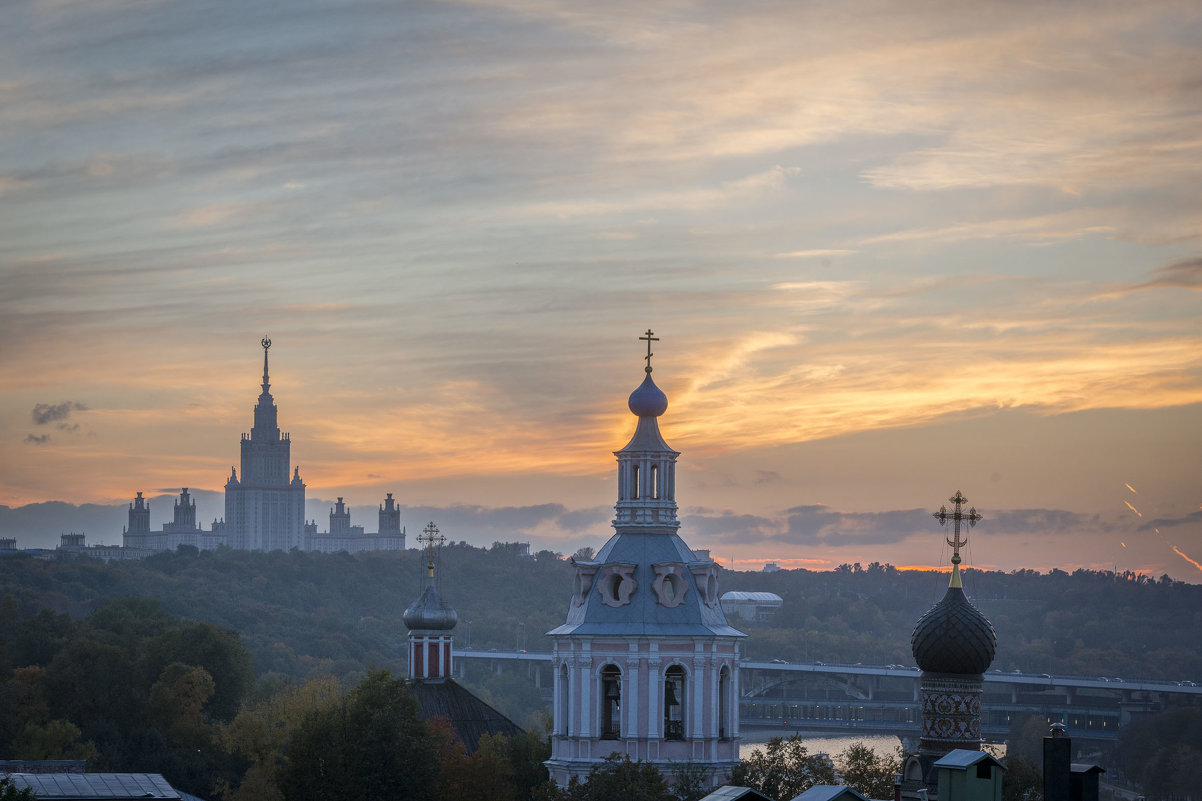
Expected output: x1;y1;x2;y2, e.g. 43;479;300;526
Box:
455;650;1202;743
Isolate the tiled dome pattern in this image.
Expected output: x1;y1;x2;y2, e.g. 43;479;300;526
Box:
911;585;996;675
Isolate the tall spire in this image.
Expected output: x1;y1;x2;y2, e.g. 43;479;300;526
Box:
260;336;272;394
933;490;981;588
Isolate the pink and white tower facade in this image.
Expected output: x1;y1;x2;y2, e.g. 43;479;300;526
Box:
546;332;745;787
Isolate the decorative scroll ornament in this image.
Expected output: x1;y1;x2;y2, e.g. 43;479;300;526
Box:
651;563;689;608
571;564;598;607
690;564;720;607
597;563;638;607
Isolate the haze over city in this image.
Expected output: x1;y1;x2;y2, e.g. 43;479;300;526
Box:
2;1;1200;579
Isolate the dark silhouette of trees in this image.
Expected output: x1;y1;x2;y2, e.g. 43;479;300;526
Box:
278;669;439;801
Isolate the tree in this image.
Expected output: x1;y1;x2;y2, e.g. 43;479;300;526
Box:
147;623;253;722
218;675;341;801
278;670;439;801
730;736;837;800
13;718;98;762
149;663;215;747
0;777;35;801
836;742;900;799
564;754;675;801
1002;754;1042;801
669;762;712;801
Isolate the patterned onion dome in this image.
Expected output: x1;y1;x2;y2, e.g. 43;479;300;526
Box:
403;579;458;631
911;585;997;675
628;373;668;417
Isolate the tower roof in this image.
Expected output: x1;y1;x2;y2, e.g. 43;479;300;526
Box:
628;373;668;418
405;522;457;632
550;332;743;639
403;576;458;631
911;490;996;675
911;584;997;675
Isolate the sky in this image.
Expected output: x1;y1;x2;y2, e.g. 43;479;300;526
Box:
1;0;1200;579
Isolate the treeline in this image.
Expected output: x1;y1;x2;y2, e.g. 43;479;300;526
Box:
723;561;1202;681
0;595;901;801
0;596;252;796
1;545;1200;691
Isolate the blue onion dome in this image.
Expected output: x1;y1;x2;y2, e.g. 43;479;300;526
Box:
628;372;668;417
403;579;458;631
911;585;997;675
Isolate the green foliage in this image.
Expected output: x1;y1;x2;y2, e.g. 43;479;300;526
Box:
730;735;838;800
835;742;900;799
0;776;35;801
1118;708;1202;800
558;754;676;801
13;718;97;762
217;675;342;801
278;669;439;801
1001;754;1042;801
668;762;713;801
0;596;254;799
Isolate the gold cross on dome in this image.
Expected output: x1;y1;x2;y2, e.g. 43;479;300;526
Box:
418;521;444;576
933;490;981;566
639;329;659;372
418;521;444;554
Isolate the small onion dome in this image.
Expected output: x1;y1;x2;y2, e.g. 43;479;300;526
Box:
628;373;668;417
911;585;997;675
403;578;458;631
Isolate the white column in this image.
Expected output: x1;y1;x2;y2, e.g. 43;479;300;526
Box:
647;656;661;739
691;646;705;740
627;643;639;740
553;661;563;736
579;655;592;738
732;660;741;738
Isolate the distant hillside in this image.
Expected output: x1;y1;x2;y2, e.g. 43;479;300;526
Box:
1;547;1199;688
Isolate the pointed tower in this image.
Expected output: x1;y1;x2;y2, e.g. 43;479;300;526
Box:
224;337;307;551
404;522;458;680
123;491;152;549
546;331;745;788
903;491;997;797
167;488;197;531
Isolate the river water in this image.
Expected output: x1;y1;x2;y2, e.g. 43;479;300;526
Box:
738;730;903;762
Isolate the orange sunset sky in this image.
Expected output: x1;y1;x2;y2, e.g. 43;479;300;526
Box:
1;1;1200;578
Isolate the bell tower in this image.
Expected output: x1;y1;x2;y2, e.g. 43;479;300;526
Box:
546;332;745;788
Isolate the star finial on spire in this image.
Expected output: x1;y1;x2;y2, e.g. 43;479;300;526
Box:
639;329;659;374
260;336;272;393
418;521;445;577
933;490;981;588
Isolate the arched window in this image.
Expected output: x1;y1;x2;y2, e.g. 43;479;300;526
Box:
650;464;659;500
558;664;570;736
719;666;731;739
664;665;686;740
632;465;640;500
601;665;621;739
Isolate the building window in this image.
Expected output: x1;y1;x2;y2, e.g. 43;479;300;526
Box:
719;666;731;739
664;665;685;740
632;465;640;500
650;464;659;499
601;666;621;739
